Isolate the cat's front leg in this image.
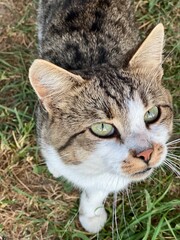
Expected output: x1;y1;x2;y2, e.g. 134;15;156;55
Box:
79;189;108;233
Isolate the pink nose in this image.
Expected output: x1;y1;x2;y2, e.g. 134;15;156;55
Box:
137;148;153;162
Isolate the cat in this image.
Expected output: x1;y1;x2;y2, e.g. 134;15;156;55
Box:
29;0;173;233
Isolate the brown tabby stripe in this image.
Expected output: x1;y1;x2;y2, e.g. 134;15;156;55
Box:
160;104;173;111
58;130;86;152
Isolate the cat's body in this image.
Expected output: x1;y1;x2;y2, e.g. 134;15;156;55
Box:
29;0;173;233
38;0;139;70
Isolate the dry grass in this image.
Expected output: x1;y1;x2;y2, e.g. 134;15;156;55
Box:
0;0;179;239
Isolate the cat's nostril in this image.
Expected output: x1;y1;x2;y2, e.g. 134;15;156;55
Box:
139;155;145;161
137;148;153;162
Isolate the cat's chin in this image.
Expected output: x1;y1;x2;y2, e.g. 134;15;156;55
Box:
130;168;153;181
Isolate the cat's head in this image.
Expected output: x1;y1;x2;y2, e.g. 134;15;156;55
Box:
29;24;173;183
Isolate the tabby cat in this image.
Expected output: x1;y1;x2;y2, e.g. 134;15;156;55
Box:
29;0;173;233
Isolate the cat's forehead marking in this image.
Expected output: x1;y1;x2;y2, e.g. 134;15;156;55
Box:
126;93;146;133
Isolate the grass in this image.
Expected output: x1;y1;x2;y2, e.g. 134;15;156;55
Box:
0;0;179;239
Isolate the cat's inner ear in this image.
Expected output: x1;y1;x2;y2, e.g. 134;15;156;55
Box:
29;59;84;110
129;23;164;72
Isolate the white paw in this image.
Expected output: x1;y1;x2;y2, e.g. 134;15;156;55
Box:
79;208;107;233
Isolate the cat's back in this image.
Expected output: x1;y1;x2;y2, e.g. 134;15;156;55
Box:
38;0;139;70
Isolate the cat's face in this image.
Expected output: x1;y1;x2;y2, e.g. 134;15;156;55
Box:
29;24;173;183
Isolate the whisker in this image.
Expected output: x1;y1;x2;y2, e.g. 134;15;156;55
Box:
113;192;120;239
167;139;180;144
128;182;144;224
167;165;180;176
167;157;180;162
161;164;170;174
167;152;180;157
102;175;119;240
110;176;121;240
164;161;180;176
128;183;137;204
163;161;175;174
170;158;180;164
122;191;130;239
112;182;116;240
167;154;180;161
167;158;180;163
167;138;180;146
126;187;138;223
170;163;180;171
168;146;180;149
167;157;180;164
166;159;180;169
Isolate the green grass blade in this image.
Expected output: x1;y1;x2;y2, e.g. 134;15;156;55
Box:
72;232;90;240
151;214;166;240
142;190;152;240
165;217;178;240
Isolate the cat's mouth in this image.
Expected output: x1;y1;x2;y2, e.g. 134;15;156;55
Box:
131;167;153;180
133;167;152;176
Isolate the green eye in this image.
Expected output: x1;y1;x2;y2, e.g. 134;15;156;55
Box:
90;123;115;137
144;106;160;124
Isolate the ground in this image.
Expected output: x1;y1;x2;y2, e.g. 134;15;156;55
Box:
0;0;180;239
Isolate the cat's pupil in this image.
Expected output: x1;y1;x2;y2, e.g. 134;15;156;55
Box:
148;111;153;117
144;106;159;124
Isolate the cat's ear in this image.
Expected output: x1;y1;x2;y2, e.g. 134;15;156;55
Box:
29;59;84;110
129;23;164;75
